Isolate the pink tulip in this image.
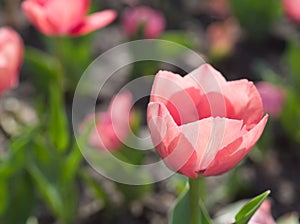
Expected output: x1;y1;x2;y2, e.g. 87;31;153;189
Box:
0;27;23;94
22;0;117;36
256;82;285;118
83;92;133;151
249;200;275;224
283;0;300;23
147;64;268;178
121;6;166;39
207;19;240;58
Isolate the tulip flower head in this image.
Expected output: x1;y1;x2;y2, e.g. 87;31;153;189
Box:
22;0;117;36
283;0;300;23
256;82;285;118
83;92;133;151
122;6;166;39
0;27;23;94
147;64;268;178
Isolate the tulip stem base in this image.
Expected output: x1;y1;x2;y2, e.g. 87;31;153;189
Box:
189;177;201;224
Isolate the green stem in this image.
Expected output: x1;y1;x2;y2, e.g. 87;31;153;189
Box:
189;177;201;224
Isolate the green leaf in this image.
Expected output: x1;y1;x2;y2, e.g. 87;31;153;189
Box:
281;90;300;142
160;31;196;49
61;143;83;185
25;137;78;223
0;172;36;224
286;41;300;91
0;179;8;214
230;0;282;40
234;190;270;224
24;47;63;92
49;82;69;152
79;169;108;205
169;185;212;224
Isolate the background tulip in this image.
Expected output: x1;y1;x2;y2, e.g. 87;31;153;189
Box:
83;92;133;151
256;82;285;118
22;0;117;36
0;27;23;94
283;0;300;23
249;200;276;224
121;6;166;39
147;64;268;178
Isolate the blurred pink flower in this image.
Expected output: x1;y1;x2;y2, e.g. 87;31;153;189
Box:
283;0;300;23
147;64;268;178
256;82;285;118
207;19;240;59
0;27;23;94
207;0;230;18
83;92;133;151
22;0;116;36
121;6;166;39
249;200;276;224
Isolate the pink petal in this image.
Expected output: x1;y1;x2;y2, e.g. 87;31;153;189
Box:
0;68;18;94
150;70;201;125
0;27;23;94
202;114;268;176
188;64;228;118
180;117;246;171
147;102;179;153
70;10;117;36
22;1;55;35
147;102;198;178
45;0;90;34
249;200;275;224
224;79;264;129
165;134;198;178
283;0;300;23
109;91;133;142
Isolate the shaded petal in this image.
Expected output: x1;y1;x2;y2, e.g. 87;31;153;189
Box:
202;114;268;176
22;1;55;35
70;10;117;36
188;64;228;118
147;102;179;153
225;79;264;129
180;117;245;171
165;134;198;178
150;70;200;125
0;68;18;94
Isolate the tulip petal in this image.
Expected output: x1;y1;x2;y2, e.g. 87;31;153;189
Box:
45;0;90;34
188;64;228;118
150;70;201;125
70;10;117;36
180;117;246;171
110;91;132;142
148;102;199;178
22;1;55;35
225;79;264;129
147;102;179;154
202;114;268;176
